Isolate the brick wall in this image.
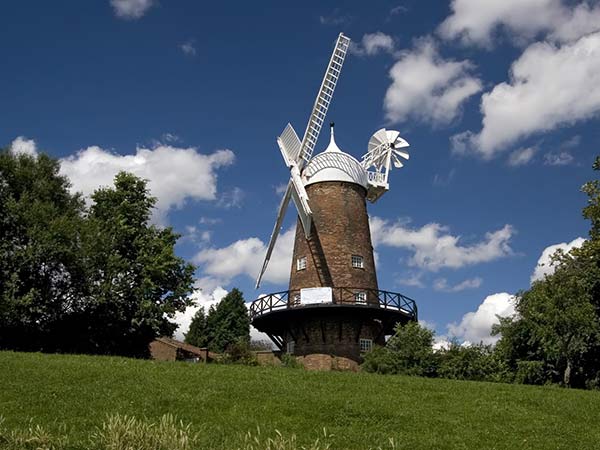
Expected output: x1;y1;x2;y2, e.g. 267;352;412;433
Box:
149;340;178;361
289;181;378;294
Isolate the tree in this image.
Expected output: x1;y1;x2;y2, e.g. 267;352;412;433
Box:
494;157;600;388
185;307;208;348
0;153;195;357
205;288;250;353
74;172;196;357
362;321;437;376
0;150;87;351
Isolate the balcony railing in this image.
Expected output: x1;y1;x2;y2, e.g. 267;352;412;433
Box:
249;287;417;321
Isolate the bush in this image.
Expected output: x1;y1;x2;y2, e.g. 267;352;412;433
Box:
220;338;258;366
515;360;549;385
281;353;302;369
438;343;510;383
362;322;438;377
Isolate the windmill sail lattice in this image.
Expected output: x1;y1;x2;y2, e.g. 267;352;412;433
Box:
255;33;351;289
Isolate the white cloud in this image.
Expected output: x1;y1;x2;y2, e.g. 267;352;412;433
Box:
59;144;234;224
351;32;395;56
448;292;516;345
110;0;154;20
217;187;244;209
439;0;600;47
508;147;537;166
530;237;585;283
180;40;197;56
397;271;425;288
453;32;600;158
370;217;514;271
384;38;482;126
434;277;482;292
10;136;38;157
318;9;351;26
194;227;295;287
543;151;575;166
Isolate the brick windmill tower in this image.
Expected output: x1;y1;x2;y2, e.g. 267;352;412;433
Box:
251;33;417;365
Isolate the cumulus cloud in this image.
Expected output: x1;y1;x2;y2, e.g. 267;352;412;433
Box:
110;0;154;20
434;277;482;292
194;227;295;287
439;0;600;47
59;144;234;224
10;136;38;157
351;32;395;56
453;32;600;158
448;292;516;345
384;38;482;126
508;147;537;166
530;237;585;283
370;217;514;271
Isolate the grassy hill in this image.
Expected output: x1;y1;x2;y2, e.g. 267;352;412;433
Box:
1;351;599;449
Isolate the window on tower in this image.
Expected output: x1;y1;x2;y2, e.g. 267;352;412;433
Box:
359;338;373;353
352;255;364;268
354;291;367;305
297;256;307;271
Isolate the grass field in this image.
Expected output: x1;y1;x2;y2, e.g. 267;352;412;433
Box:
1;351;599;449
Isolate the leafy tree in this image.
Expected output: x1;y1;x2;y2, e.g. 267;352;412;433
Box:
0;150;87;351
0;152;195;357
362;321;437;376
73;172;196;357
185;307;208;348
494;157;600;388
205;288;250;353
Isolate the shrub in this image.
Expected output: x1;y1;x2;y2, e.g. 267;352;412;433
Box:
362;322;438;377
438;343;510;383
281;353;302;369
220;338;258;366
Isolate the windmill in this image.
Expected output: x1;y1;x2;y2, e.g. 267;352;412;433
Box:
250;33;417;368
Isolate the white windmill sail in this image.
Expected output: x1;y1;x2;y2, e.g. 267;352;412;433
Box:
297;33;351;169
255;33;351;289
361;128;410;203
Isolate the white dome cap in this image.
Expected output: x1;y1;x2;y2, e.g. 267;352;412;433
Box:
304;125;368;189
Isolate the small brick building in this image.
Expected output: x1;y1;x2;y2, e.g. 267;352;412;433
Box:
149;337;213;362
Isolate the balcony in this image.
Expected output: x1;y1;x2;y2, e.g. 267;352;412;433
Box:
249;287;417;321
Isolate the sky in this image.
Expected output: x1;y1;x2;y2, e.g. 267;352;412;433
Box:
2;0;599;345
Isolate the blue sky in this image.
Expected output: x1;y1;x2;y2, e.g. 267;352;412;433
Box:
2;0;598;344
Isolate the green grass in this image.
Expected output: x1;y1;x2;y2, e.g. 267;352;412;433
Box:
1;351;599;449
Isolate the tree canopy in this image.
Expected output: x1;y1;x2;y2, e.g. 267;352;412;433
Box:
185;289;250;353
0;150;195;357
494;157;600;388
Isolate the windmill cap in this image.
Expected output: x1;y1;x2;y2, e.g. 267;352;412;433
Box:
304;125;369;189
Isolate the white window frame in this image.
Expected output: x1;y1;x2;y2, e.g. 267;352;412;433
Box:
352;255;364;269
296;256;307;271
354;291;367;305
359;338;373;353
287;340;295;354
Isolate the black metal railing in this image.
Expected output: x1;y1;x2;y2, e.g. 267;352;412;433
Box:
249;287;417;321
